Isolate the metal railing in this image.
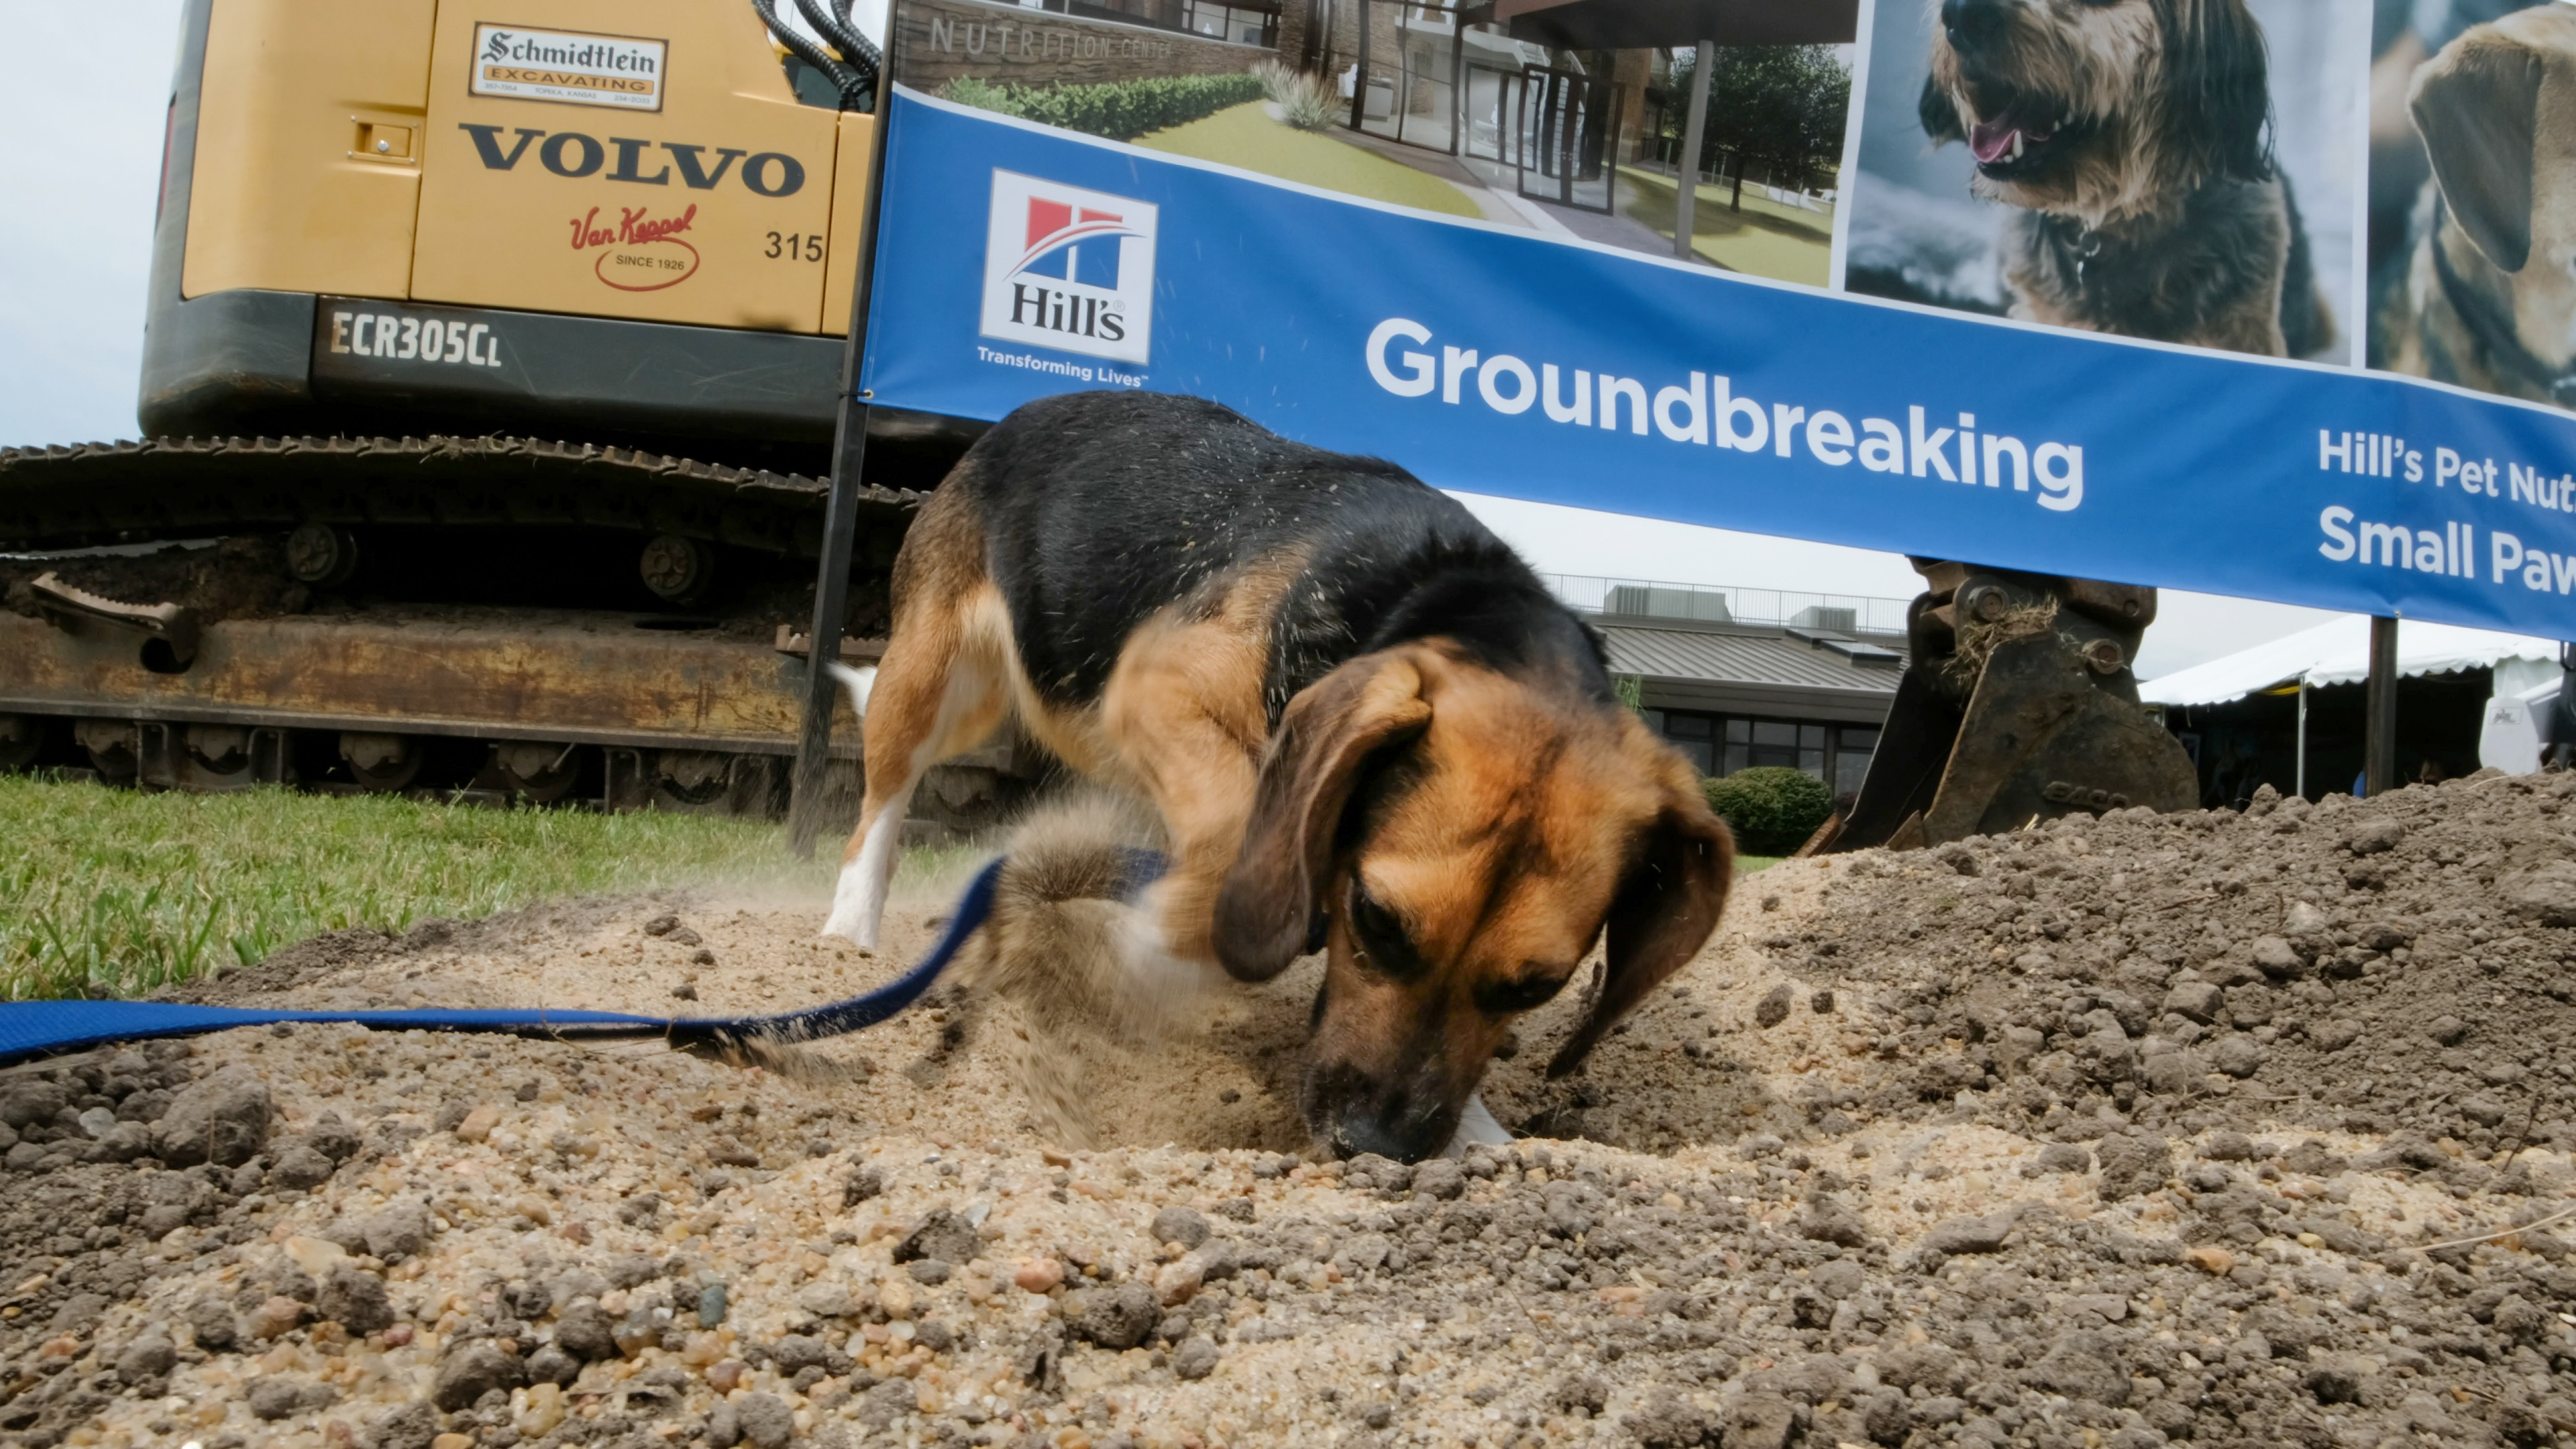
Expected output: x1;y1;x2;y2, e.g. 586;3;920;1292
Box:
1541;574;1911;635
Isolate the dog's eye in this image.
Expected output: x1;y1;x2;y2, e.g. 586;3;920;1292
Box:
1474;971;1568;1016
1347;881;1426;981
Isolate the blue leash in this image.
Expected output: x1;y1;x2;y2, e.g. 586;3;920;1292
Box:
0;853;1059;1069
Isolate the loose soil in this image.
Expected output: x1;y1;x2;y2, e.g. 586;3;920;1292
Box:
5;771;2576;1449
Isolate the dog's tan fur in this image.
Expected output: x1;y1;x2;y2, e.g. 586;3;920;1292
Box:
1263;643;1721;1120
2377;5;2576;403
841;475;1322;970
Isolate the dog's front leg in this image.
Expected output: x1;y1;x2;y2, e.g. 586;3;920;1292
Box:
1124;749;1260;971
1099;619;1269;973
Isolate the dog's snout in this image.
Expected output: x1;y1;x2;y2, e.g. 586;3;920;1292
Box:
1330;1114;1426;1163
1303;1060;1461;1164
1941;0;2009;46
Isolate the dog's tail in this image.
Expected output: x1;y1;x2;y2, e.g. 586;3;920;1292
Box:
826;661;878;721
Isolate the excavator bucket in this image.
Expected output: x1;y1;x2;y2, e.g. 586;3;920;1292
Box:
1815;564;2198;853
1911;631;2200;842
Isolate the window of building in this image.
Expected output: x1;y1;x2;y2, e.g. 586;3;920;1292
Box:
1733;719;1823;774
1662;711;1715;775
1179;0;1277;45
1833;727;1878;797
1649;710;1878;796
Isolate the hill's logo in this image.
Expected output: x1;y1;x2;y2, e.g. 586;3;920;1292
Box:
980;171;1155;365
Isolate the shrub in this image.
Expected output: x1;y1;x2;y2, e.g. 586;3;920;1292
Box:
1254;59;1342;131
1703;767;1832;855
941;71;1266;142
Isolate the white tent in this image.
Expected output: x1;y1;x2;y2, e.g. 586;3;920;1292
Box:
2141;616;2563;706
2139;616;2567;783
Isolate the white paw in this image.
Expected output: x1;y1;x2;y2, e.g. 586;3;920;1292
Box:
816;912;879;950
826;661;878;720
1106;903;1213;1034
822;859;886;949
1441;1093;1513;1156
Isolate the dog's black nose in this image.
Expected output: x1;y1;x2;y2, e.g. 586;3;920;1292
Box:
1941;0;2008;46
1332;1114;1424;1163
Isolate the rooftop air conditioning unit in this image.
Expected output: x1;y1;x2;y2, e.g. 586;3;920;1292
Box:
1790;605;1856;634
1607;585;1730;623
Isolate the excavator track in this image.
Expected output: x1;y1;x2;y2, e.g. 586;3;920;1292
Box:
0;434;917;556
0;437;1033;837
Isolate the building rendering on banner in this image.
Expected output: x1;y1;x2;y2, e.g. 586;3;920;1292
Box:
943;0;1854;273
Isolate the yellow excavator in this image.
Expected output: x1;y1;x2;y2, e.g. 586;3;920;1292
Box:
0;0;1034;828
0;0;2192;845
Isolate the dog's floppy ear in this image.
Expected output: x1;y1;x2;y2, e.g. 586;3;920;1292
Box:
2164;0;2273;184
1919;71;1965;146
1547;779;1734;1077
2410;28;2543;273
1213;651;1432;983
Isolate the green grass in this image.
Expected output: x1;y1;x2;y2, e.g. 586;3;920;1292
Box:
1617;167;1834;287
1135;102;1481;219
0;769;1788;1002
1737;855;1783;872
0;775;861;1002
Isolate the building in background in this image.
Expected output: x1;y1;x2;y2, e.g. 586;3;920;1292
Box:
1271;0;1847;273
1276;1;1646;211
958;0;1847;274
991;0;1283;46
1545;576;1904;798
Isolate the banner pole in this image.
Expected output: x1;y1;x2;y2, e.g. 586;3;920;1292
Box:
789;87;902;859
1675;38;1711;261
2364;614;2399;797
2294;676;2307;800
1351;0;1373;132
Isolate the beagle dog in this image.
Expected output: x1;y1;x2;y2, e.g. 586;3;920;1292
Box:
822;390;1733;1162
2376;4;2576;406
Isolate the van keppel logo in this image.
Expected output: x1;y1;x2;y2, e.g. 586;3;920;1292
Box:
979;171;1155;365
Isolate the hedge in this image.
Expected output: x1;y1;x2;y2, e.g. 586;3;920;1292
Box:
1703;767;1832;856
941;72;1267;142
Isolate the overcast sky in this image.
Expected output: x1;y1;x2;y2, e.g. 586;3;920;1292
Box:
0;2;2337;679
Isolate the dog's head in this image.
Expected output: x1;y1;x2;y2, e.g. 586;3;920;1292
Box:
1917;0;2270;225
1210;643;1732;1163
2409;4;2576;368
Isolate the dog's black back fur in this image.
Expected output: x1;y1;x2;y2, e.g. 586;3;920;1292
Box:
958;391;1613;724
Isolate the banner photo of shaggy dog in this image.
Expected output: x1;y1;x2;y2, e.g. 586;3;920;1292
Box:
2365;0;2576;409
1840;0;2370;365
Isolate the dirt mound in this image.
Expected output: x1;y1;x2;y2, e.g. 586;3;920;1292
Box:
1756;769;2576;1155
1;772;2573;1448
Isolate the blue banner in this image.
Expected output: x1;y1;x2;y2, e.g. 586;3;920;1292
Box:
861;87;2576;641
